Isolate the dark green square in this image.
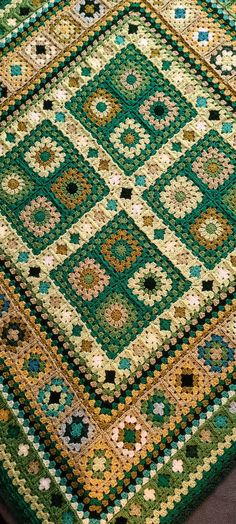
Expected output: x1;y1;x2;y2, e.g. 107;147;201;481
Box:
0;160;35;207
66;45;196;175
67;77;156;175
134;80;196;146
160;318;171;331
51;211;189;358
144;139;236;269
1;120;109;254
13;120;72;182
102;44;157;103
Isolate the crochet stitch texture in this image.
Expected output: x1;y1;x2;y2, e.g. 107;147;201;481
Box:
0;0;235;523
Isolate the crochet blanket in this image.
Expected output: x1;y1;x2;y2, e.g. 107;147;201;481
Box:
0;0;235;523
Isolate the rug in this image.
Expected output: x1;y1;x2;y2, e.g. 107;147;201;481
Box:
0;0;235;523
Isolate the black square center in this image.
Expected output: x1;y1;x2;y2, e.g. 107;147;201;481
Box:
36;44;46;55
121;188;132;199
181;373;193;388
105;370;116;383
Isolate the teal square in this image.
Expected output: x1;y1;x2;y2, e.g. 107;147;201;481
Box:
10;65;22;76
175;8;186;18
198;30;209;42
222;122;233;133
196;96;207;108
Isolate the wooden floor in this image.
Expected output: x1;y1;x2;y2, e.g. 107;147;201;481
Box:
1;468;236;524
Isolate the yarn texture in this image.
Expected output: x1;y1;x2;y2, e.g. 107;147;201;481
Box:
0;0;235;523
